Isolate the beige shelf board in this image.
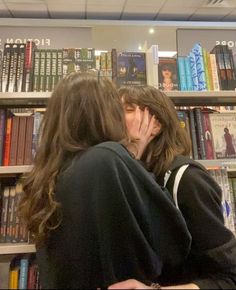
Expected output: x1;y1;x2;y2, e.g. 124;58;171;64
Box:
0;243;36;255
166;90;236;106
0;165;33;174
198;159;236;169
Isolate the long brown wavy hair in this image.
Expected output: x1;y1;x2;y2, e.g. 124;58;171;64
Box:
119;86;191;177
19;72;127;246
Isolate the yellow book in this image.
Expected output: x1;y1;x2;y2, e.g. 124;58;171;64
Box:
9;268;19;290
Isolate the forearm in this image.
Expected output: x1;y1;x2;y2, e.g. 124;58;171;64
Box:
162;283;199;289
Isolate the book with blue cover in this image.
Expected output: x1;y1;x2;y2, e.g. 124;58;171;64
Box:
117;52;147;87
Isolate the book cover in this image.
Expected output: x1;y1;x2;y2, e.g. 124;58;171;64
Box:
158;57;178;91
117;52;147;87
209;113;236;159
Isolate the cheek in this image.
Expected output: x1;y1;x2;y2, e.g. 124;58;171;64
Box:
125;113;135;132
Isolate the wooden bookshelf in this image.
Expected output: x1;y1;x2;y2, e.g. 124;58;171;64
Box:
0;243;36;255
198;159;236;169
0;165;33;174
166;90;236;106
0;92;50;107
0;91;236;107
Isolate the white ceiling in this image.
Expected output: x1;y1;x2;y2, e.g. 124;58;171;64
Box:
0;0;236;21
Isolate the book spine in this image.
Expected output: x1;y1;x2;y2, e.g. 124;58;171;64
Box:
189;109;199;160
3;115;13;166
193;108;207;160
202;48;210;91
51;49;58;91
31;111;42;159
111;48;117;84
23;115;34;165
192;43;207;91
33;50;40;92
189;52;199;91
1;43;12;92
5;186;16;243
0;109;6;165
45;50;52;92
23;41;35;92
209;54;220;91
184;56;193;91
16;43;26;92
8;43;19;93
16;116;27;165
11;183;22;243
19;258;29;290
177;57;187;91
206;51;214;91
39;50;46;92
0;186;10;242
57;49;63;82
9;115;20;166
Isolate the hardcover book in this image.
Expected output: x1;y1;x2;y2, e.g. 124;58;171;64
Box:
209;112;236;159
117;52;147;87
158;58;178;91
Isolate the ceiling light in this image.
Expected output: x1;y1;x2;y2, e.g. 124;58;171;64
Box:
149;28;155;34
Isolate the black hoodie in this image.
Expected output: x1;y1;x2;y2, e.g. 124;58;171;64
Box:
36;142;191;289
157;155;236;289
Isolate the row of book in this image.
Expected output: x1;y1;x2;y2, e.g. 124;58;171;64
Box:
0;254;40;289
0;110;44;166
228;176;236;234
209;168;236;235
177;109;236;160
1;41;235;92
175;43;236;92
0;183;29;243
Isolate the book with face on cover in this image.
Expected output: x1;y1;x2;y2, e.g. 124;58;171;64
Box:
158;58;179;91
209;112;236;159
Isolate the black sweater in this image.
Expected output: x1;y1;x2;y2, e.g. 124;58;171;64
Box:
36;142;191;289
157;155;236;289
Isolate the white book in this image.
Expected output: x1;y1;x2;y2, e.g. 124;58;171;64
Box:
146;45;159;88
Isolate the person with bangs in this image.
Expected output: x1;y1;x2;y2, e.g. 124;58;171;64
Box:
108;86;236;289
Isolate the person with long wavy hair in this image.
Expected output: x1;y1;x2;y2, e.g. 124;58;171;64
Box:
19;73;192;289
109;86;236;289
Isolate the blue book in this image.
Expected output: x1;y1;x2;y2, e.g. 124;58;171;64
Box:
189;52;199;91
177;57;187;91
192;43;207;91
184;56;194;91
19;257;29;289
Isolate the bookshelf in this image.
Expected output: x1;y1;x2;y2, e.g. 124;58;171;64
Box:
166;91;236;106
0;243;36;255
0;165;33;175
0;91;235;107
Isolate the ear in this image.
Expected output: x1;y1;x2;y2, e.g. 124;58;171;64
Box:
151;119;162;136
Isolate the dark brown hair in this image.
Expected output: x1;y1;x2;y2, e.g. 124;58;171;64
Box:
19;72;127;245
119;86;191;177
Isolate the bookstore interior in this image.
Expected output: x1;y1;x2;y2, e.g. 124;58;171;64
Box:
1;0;236;289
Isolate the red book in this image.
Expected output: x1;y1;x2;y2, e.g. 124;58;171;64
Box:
3;115;13;166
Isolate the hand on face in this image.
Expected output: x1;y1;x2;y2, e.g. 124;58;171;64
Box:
125;105;161;159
